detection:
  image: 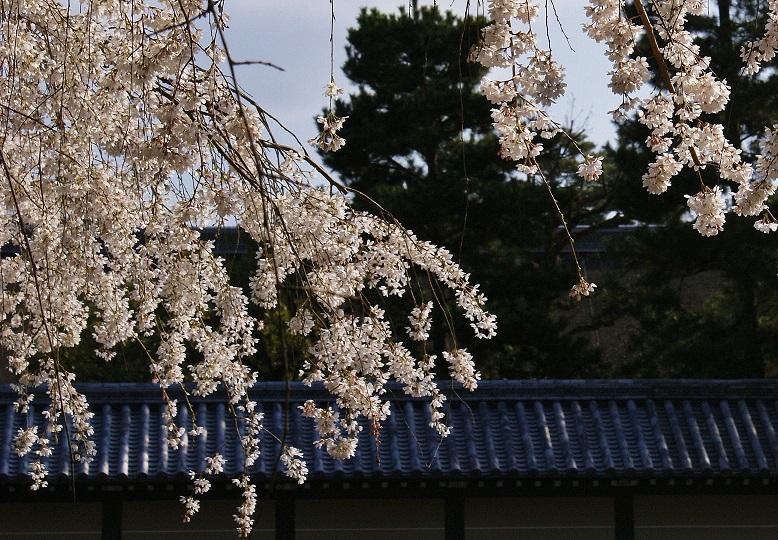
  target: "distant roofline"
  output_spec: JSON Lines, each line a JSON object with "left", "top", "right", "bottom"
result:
{"left": 2, "top": 379, "right": 776, "bottom": 404}
{"left": 1, "top": 226, "right": 255, "bottom": 257}
{"left": 3, "top": 224, "right": 666, "bottom": 259}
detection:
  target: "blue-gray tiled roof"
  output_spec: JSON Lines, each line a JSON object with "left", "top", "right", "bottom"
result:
{"left": 1, "top": 380, "right": 777, "bottom": 486}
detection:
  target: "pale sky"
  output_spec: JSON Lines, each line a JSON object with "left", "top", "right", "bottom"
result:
{"left": 222, "top": 0, "right": 622, "bottom": 154}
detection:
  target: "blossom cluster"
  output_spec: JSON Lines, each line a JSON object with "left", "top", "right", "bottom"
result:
{"left": 583, "top": 0, "right": 648, "bottom": 118}
{"left": 584, "top": 0, "right": 778, "bottom": 235}
{"left": 686, "top": 187, "right": 726, "bottom": 236}
{"left": 473, "top": 3, "right": 567, "bottom": 175}
{"left": 474, "top": 0, "right": 778, "bottom": 239}
{"left": 569, "top": 278, "right": 597, "bottom": 300}
{"left": 309, "top": 111, "right": 349, "bottom": 153}
{"left": 309, "top": 82, "right": 348, "bottom": 153}
{"left": 741, "top": 0, "right": 778, "bottom": 75}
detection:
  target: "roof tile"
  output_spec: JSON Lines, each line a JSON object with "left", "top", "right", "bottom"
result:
{"left": 1, "top": 380, "right": 777, "bottom": 485}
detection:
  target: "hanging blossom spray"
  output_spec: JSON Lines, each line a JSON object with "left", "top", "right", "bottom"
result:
{"left": 471, "top": 0, "right": 778, "bottom": 301}
{"left": 471, "top": 0, "right": 603, "bottom": 298}
{"left": 0, "top": 0, "right": 494, "bottom": 535}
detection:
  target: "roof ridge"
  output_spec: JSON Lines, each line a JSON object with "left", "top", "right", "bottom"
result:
{"left": 1, "top": 379, "right": 776, "bottom": 404}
